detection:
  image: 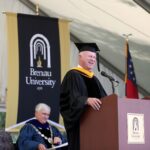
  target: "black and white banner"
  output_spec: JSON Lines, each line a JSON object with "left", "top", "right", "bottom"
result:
{"left": 17, "top": 14, "right": 61, "bottom": 122}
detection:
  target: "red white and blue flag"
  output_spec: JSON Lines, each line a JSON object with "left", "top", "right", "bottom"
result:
{"left": 125, "top": 40, "right": 139, "bottom": 99}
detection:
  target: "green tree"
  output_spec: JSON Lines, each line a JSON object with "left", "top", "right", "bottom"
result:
{"left": 0, "top": 112, "right": 6, "bottom": 129}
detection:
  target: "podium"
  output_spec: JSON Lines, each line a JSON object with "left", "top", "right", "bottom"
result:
{"left": 80, "top": 94, "right": 150, "bottom": 150}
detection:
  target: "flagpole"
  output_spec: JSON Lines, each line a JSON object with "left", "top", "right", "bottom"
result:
{"left": 123, "top": 34, "right": 132, "bottom": 97}
{"left": 36, "top": 4, "right": 39, "bottom": 15}
{"left": 123, "top": 33, "right": 132, "bottom": 82}
{"left": 122, "top": 33, "right": 132, "bottom": 40}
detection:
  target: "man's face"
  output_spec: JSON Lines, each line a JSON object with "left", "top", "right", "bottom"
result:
{"left": 35, "top": 109, "right": 50, "bottom": 124}
{"left": 79, "top": 51, "right": 96, "bottom": 71}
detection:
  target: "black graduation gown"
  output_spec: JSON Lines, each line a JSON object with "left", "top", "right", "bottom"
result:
{"left": 60, "top": 69, "right": 107, "bottom": 150}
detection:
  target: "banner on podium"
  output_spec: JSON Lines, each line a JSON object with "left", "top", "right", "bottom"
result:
{"left": 127, "top": 113, "right": 145, "bottom": 144}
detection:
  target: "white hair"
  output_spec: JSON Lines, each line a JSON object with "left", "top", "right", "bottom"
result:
{"left": 35, "top": 103, "right": 51, "bottom": 112}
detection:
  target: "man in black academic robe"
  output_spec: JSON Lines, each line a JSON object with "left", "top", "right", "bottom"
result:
{"left": 60, "top": 43, "right": 107, "bottom": 150}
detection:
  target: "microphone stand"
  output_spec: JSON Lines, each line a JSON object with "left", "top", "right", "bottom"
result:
{"left": 100, "top": 71, "right": 119, "bottom": 94}
{"left": 109, "top": 79, "right": 115, "bottom": 94}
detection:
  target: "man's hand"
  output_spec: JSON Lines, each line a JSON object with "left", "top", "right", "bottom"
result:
{"left": 87, "top": 98, "right": 102, "bottom": 110}
{"left": 53, "top": 137, "right": 62, "bottom": 145}
{"left": 38, "top": 144, "right": 46, "bottom": 150}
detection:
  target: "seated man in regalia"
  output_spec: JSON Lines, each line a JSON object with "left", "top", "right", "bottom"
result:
{"left": 17, "top": 103, "right": 66, "bottom": 150}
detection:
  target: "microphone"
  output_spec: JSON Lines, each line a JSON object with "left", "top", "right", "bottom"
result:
{"left": 101, "top": 71, "right": 119, "bottom": 83}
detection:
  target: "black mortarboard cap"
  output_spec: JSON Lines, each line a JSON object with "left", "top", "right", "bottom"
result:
{"left": 75, "top": 43, "right": 100, "bottom": 53}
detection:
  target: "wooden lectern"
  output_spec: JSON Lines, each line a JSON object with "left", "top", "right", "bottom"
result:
{"left": 80, "top": 94, "right": 150, "bottom": 150}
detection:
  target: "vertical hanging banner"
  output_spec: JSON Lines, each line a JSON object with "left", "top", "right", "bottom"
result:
{"left": 6, "top": 13, "right": 70, "bottom": 127}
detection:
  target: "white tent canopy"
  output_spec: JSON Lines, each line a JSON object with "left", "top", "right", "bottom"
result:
{"left": 27, "top": 0, "right": 150, "bottom": 95}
